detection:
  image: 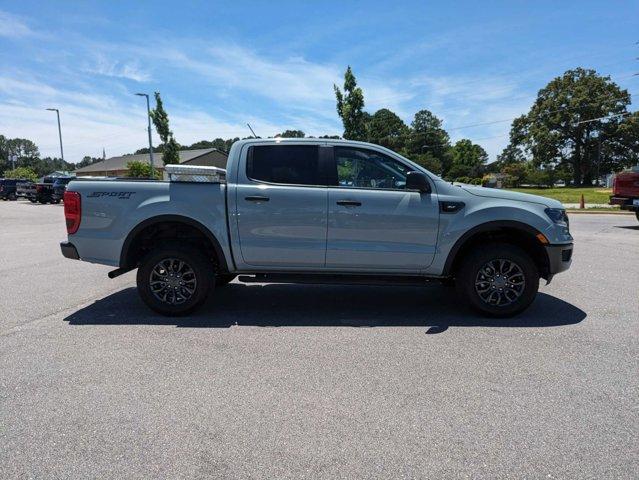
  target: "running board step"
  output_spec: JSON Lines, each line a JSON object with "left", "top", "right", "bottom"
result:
{"left": 237, "top": 273, "right": 436, "bottom": 286}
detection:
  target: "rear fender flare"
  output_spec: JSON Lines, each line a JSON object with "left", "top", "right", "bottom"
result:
{"left": 119, "top": 214, "right": 229, "bottom": 272}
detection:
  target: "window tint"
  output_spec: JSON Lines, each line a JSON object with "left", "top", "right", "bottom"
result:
{"left": 248, "top": 145, "right": 320, "bottom": 185}
{"left": 335, "top": 147, "right": 410, "bottom": 190}
{"left": 54, "top": 177, "right": 74, "bottom": 186}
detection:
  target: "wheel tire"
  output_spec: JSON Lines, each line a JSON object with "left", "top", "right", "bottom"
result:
{"left": 136, "top": 243, "right": 214, "bottom": 316}
{"left": 215, "top": 274, "right": 236, "bottom": 287}
{"left": 455, "top": 243, "right": 539, "bottom": 318}
{"left": 635, "top": 211, "right": 639, "bottom": 223}
{"left": 9, "top": 193, "right": 17, "bottom": 201}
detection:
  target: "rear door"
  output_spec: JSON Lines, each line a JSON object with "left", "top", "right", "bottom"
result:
{"left": 326, "top": 146, "right": 439, "bottom": 272}
{"left": 234, "top": 144, "right": 329, "bottom": 268}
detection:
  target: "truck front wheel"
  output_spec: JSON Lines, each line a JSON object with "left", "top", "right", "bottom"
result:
{"left": 136, "top": 244, "right": 214, "bottom": 316}
{"left": 456, "top": 243, "right": 539, "bottom": 318}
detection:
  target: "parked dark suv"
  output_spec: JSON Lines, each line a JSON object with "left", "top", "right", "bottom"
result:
{"left": 0, "top": 179, "right": 19, "bottom": 200}
{"left": 52, "top": 176, "right": 76, "bottom": 202}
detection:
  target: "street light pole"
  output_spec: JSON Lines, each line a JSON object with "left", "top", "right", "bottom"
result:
{"left": 46, "top": 108, "right": 64, "bottom": 161}
{"left": 135, "top": 93, "right": 155, "bottom": 178}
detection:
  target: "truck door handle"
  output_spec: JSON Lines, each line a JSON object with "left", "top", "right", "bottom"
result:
{"left": 336, "top": 200, "right": 362, "bottom": 207}
{"left": 245, "top": 196, "right": 270, "bottom": 202}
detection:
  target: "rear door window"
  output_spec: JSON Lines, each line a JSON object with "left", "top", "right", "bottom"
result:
{"left": 247, "top": 145, "right": 320, "bottom": 186}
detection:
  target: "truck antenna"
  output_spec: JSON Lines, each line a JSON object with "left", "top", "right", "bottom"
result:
{"left": 247, "top": 123, "right": 258, "bottom": 138}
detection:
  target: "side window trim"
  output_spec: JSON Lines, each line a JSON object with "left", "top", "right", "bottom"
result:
{"left": 245, "top": 145, "right": 326, "bottom": 187}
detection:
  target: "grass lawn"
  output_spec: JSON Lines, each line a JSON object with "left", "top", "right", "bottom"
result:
{"left": 508, "top": 187, "right": 612, "bottom": 204}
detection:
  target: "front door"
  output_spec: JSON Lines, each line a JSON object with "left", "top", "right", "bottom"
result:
{"left": 235, "top": 144, "right": 328, "bottom": 268}
{"left": 326, "top": 146, "right": 439, "bottom": 271}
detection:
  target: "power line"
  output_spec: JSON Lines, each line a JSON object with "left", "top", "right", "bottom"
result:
{"left": 444, "top": 91, "right": 638, "bottom": 132}
{"left": 576, "top": 112, "right": 631, "bottom": 125}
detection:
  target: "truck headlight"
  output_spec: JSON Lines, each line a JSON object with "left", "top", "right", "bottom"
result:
{"left": 545, "top": 208, "right": 569, "bottom": 228}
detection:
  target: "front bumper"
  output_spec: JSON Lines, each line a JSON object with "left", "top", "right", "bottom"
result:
{"left": 545, "top": 243, "right": 573, "bottom": 275}
{"left": 60, "top": 241, "right": 80, "bottom": 260}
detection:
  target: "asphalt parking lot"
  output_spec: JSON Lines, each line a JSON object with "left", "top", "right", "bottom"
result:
{"left": 1, "top": 201, "right": 637, "bottom": 479}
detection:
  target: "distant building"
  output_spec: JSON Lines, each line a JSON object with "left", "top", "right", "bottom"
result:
{"left": 74, "top": 148, "right": 228, "bottom": 177}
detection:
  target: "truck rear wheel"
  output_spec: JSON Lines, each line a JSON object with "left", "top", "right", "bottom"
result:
{"left": 456, "top": 243, "right": 539, "bottom": 318}
{"left": 136, "top": 244, "right": 214, "bottom": 316}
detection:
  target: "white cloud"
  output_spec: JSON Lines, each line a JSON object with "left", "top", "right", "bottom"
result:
{"left": 0, "top": 77, "right": 293, "bottom": 161}
{"left": 85, "top": 55, "right": 151, "bottom": 82}
{"left": 0, "top": 10, "right": 34, "bottom": 38}
{"left": 0, "top": 23, "right": 540, "bottom": 161}
{"left": 151, "top": 44, "right": 341, "bottom": 108}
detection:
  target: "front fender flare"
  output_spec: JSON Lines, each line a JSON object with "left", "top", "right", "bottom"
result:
{"left": 441, "top": 220, "right": 546, "bottom": 276}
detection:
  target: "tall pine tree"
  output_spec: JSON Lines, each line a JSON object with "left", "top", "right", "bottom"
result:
{"left": 150, "top": 92, "right": 180, "bottom": 165}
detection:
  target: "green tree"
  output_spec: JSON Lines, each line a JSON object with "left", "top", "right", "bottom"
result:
{"left": 506, "top": 68, "right": 637, "bottom": 185}
{"left": 408, "top": 110, "right": 449, "bottom": 152}
{"left": 0, "top": 136, "right": 40, "bottom": 173}
{"left": 186, "top": 138, "right": 238, "bottom": 152}
{"left": 334, "top": 66, "right": 366, "bottom": 140}
{"left": 366, "top": 109, "right": 409, "bottom": 149}
{"left": 524, "top": 165, "right": 556, "bottom": 188}
{"left": 2, "top": 166, "right": 38, "bottom": 181}
{"left": 496, "top": 143, "right": 526, "bottom": 166}
{"left": 447, "top": 139, "right": 488, "bottom": 179}
{"left": 76, "top": 156, "right": 102, "bottom": 169}
{"left": 411, "top": 152, "right": 443, "bottom": 175}
{"left": 150, "top": 92, "right": 180, "bottom": 165}
{"left": 126, "top": 160, "right": 159, "bottom": 179}
{"left": 275, "top": 130, "right": 306, "bottom": 138}
{"left": 406, "top": 109, "right": 451, "bottom": 173}
{"left": 500, "top": 162, "right": 528, "bottom": 187}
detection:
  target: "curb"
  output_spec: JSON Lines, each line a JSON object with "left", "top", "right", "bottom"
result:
{"left": 566, "top": 210, "right": 634, "bottom": 215}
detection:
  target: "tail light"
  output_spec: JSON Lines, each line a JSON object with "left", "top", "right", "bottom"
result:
{"left": 63, "top": 191, "right": 81, "bottom": 234}
{"left": 36, "top": 184, "right": 43, "bottom": 192}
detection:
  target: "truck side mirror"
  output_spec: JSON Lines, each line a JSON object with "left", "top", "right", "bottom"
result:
{"left": 406, "top": 171, "right": 431, "bottom": 193}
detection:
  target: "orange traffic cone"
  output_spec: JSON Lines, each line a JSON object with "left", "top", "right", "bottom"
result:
{"left": 579, "top": 194, "right": 585, "bottom": 209}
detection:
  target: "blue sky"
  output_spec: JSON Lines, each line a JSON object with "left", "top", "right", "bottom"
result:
{"left": 0, "top": 0, "right": 637, "bottom": 162}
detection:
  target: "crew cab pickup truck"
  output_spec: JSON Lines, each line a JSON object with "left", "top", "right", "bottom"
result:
{"left": 60, "top": 139, "right": 573, "bottom": 317}
{"left": 35, "top": 177, "right": 59, "bottom": 204}
{"left": 16, "top": 180, "right": 35, "bottom": 200}
{"left": 610, "top": 168, "right": 639, "bottom": 222}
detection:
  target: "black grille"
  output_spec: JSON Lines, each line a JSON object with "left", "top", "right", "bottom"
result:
{"left": 561, "top": 249, "right": 572, "bottom": 262}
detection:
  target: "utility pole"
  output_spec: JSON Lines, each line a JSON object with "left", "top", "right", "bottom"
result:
{"left": 135, "top": 93, "right": 155, "bottom": 178}
{"left": 596, "top": 136, "right": 602, "bottom": 187}
{"left": 46, "top": 108, "right": 64, "bottom": 161}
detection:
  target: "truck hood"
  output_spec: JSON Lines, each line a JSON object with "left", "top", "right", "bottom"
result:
{"left": 459, "top": 185, "right": 563, "bottom": 208}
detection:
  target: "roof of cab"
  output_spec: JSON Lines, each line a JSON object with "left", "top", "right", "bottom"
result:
{"left": 234, "top": 137, "right": 388, "bottom": 149}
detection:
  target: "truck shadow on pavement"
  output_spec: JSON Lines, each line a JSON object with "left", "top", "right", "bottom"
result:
{"left": 64, "top": 283, "right": 586, "bottom": 332}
